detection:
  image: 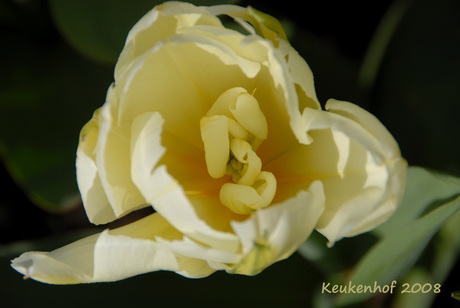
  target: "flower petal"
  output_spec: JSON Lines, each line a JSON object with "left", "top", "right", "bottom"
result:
{"left": 115, "top": 32, "right": 261, "bottom": 152}
{"left": 325, "top": 99, "right": 401, "bottom": 156}
{"left": 157, "top": 236, "right": 241, "bottom": 270}
{"left": 95, "top": 97, "right": 147, "bottom": 218}
{"left": 76, "top": 109, "right": 117, "bottom": 224}
{"left": 228, "top": 180, "right": 325, "bottom": 275}
{"left": 208, "top": 4, "right": 320, "bottom": 144}
{"left": 301, "top": 99, "right": 407, "bottom": 244}
{"left": 278, "top": 39, "right": 320, "bottom": 110}
{"left": 129, "top": 111, "right": 240, "bottom": 254}
{"left": 11, "top": 214, "right": 214, "bottom": 284}
{"left": 115, "top": 1, "right": 222, "bottom": 79}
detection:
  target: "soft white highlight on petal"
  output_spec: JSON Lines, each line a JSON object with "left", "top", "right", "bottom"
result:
{"left": 303, "top": 99, "right": 407, "bottom": 245}
{"left": 130, "top": 112, "right": 166, "bottom": 182}
{"left": 129, "top": 111, "right": 240, "bottom": 254}
{"left": 228, "top": 181, "right": 325, "bottom": 275}
{"left": 11, "top": 214, "right": 215, "bottom": 284}
{"left": 326, "top": 99, "right": 400, "bottom": 155}
{"left": 96, "top": 101, "right": 146, "bottom": 218}
{"left": 76, "top": 152, "right": 116, "bottom": 224}
{"left": 11, "top": 234, "right": 98, "bottom": 284}
{"left": 115, "top": 1, "right": 222, "bottom": 79}
{"left": 302, "top": 106, "right": 386, "bottom": 165}
{"left": 76, "top": 109, "right": 116, "bottom": 224}
{"left": 332, "top": 131, "right": 350, "bottom": 178}
{"left": 157, "top": 236, "right": 241, "bottom": 267}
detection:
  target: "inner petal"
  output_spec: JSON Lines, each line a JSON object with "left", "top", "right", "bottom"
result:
{"left": 116, "top": 36, "right": 258, "bottom": 151}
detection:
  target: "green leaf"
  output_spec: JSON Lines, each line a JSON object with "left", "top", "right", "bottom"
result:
{"left": 361, "top": 0, "right": 460, "bottom": 173}
{"left": 392, "top": 268, "right": 434, "bottom": 308}
{"left": 48, "top": 0, "right": 241, "bottom": 63}
{"left": 357, "top": 0, "right": 412, "bottom": 97}
{"left": 0, "top": 7, "right": 113, "bottom": 212}
{"left": 374, "top": 167, "right": 460, "bottom": 238}
{"left": 391, "top": 208, "right": 460, "bottom": 308}
{"left": 337, "top": 167, "right": 460, "bottom": 306}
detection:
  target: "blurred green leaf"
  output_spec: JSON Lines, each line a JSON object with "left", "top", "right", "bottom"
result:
{"left": 337, "top": 167, "right": 460, "bottom": 306}
{"left": 361, "top": 0, "right": 460, "bottom": 174}
{"left": 374, "top": 167, "right": 460, "bottom": 238}
{"left": 431, "top": 203, "right": 460, "bottom": 282}
{"left": 391, "top": 208, "right": 460, "bottom": 308}
{"left": 0, "top": 6, "right": 113, "bottom": 212}
{"left": 357, "top": 0, "right": 412, "bottom": 97}
{"left": 392, "top": 268, "right": 434, "bottom": 308}
{"left": 48, "top": 0, "right": 241, "bottom": 64}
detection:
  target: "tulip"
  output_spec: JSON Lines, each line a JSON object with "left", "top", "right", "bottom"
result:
{"left": 11, "top": 2, "right": 406, "bottom": 284}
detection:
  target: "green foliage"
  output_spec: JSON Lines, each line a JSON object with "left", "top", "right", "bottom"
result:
{"left": 361, "top": 0, "right": 460, "bottom": 174}
{"left": 0, "top": 12, "right": 113, "bottom": 212}
{"left": 337, "top": 167, "right": 460, "bottom": 306}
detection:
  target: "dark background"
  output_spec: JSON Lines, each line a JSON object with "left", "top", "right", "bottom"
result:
{"left": 1, "top": 0, "right": 459, "bottom": 307}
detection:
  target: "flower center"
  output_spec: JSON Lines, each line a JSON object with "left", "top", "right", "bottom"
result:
{"left": 200, "top": 87, "right": 277, "bottom": 214}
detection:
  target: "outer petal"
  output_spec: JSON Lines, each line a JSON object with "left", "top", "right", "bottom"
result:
{"left": 156, "top": 236, "right": 241, "bottom": 271}
{"left": 115, "top": 1, "right": 223, "bottom": 79}
{"left": 11, "top": 214, "right": 214, "bottom": 284}
{"left": 228, "top": 181, "right": 325, "bottom": 275}
{"left": 76, "top": 108, "right": 117, "bottom": 224}
{"left": 277, "top": 38, "right": 320, "bottom": 110}
{"left": 323, "top": 100, "right": 407, "bottom": 237}
{"left": 95, "top": 95, "right": 147, "bottom": 218}
{"left": 325, "top": 99, "right": 401, "bottom": 156}
{"left": 302, "top": 99, "right": 407, "bottom": 244}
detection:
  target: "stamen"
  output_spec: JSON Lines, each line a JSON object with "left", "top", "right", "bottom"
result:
{"left": 200, "top": 87, "right": 277, "bottom": 214}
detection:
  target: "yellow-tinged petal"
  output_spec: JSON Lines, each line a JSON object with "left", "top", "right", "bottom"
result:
{"left": 229, "top": 181, "right": 325, "bottom": 275}
{"left": 96, "top": 101, "right": 146, "bottom": 218}
{"left": 114, "top": 32, "right": 260, "bottom": 149}
{"left": 129, "top": 110, "right": 240, "bottom": 253}
{"left": 76, "top": 108, "right": 117, "bottom": 224}
{"left": 278, "top": 38, "right": 320, "bottom": 110}
{"left": 325, "top": 99, "right": 401, "bottom": 155}
{"left": 115, "top": 1, "right": 222, "bottom": 79}
{"left": 157, "top": 236, "right": 241, "bottom": 268}
{"left": 11, "top": 214, "right": 214, "bottom": 284}
{"left": 11, "top": 234, "right": 98, "bottom": 284}
{"left": 301, "top": 99, "right": 406, "bottom": 244}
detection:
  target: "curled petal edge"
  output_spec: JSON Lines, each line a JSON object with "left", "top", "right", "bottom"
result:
{"left": 10, "top": 214, "right": 215, "bottom": 284}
